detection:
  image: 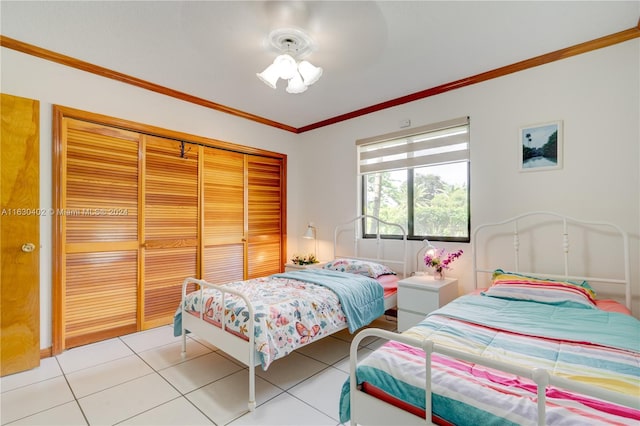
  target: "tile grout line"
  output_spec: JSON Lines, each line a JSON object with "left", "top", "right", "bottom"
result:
{"left": 52, "top": 355, "right": 92, "bottom": 425}
{"left": 117, "top": 335, "right": 222, "bottom": 425}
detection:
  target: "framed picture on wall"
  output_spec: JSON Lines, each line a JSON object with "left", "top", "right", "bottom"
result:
{"left": 519, "top": 121, "right": 563, "bottom": 172}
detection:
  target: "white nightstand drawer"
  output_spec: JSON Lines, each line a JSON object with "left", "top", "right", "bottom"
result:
{"left": 398, "top": 310, "right": 427, "bottom": 332}
{"left": 398, "top": 286, "right": 440, "bottom": 314}
{"left": 396, "top": 276, "right": 458, "bottom": 332}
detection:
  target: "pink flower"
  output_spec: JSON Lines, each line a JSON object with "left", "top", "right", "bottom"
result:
{"left": 424, "top": 248, "right": 463, "bottom": 272}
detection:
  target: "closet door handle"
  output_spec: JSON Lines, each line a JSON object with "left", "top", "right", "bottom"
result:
{"left": 21, "top": 243, "right": 36, "bottom": 253}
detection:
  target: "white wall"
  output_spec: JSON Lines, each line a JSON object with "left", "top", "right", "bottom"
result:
{"left": 296, "top": 40, "right": 640, "bottom": 315}
{"left": 1, "top": 48, "right": 302, "bottom": 349}
{"left": 2, "top": 37, "right": 639, "bottom": 351}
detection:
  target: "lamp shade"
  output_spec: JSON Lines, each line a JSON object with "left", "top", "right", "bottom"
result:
{"left": 416, "top": 239, "right": 437, "bottom": 275}
{"left": 303, "top": 224, "right": 316, "bottom": 239}
{"left": 425, "top": 240, "right": 437, "bottom": 257}
{"left": 298, "top": 60, "right": 323, "bottom": 86}
{"left": 286, "top": 72, "right": 307, "bottom": 94}
{"left": 273, "top": 54, "right": 298, "bottom": 80}
{"left": 256, "top": 63, "right": 280, "bottom": 89}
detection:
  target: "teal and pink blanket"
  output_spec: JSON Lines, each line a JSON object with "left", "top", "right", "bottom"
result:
{"left": 340, "top": 294, "right": 640, "bottom": 425}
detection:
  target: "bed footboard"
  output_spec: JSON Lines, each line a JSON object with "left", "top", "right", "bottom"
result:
{"left": 348, "top": 328, "right": 639, "bottom": 426}
{"left": 349, "top": 329, "right": 431, "bottom": 426}
{"left": 180, "top": 277, "right": 258, "bottom": 412}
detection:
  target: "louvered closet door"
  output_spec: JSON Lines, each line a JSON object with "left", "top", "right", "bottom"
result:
{"left": 201, "top": 148, "right": 246, "bottom": 283}
{"left": 247, "top": 156, "right": 283, "bottom": 278}
{"left": 62, "top": 118, "right": 140, "bottom": 349}
{"left": 142, "top": 136, "right": 199, "bottom": 328}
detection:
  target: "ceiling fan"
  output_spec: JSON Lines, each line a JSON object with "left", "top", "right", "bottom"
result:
{"left": 179, "top": 1, "right": 388, "bottom": 92}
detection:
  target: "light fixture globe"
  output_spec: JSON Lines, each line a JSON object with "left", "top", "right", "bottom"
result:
{"left": 286, "top": 72, "right": 307, "bottom": 94}
{"left": 256, "top": 63, "right": 280, "bottom": 89}
{"left": 298, "top": 60, "right": 323, "bottom": 86}
{"left": 273, "top": 54, "right": 298, "bottom": 80}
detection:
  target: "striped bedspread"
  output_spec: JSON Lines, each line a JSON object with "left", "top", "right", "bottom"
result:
{"left": 339, "top": 295, "right": 640, "bottom": 425}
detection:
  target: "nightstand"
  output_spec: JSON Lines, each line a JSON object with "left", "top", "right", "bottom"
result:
{"left": 397, "top": 275, "right": 458, "bottom": 332}
{"left": 284, "top": 262, "right": 326, "bottom": 272}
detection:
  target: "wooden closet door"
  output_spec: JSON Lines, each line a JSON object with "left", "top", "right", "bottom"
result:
{"left": 60, "top": 118, "right": 140, "bottom": 350}
{"left": 247, "top": 156, "right": 284, "bottom": 278}
{"left": 1, "top": 93, "right": 40, "bottom": 376}
{"left": 142, "top": 136, "right": 198, "bottom": 328}
{"left": 201, "top": 147, "right": 246, "bottom": 283}
{"left": 54, "top": 107, "right": 287, "bottom": 351}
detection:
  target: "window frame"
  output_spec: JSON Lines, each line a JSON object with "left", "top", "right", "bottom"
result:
{"left": 358, "top": 118, "right": 471, "bottom": 243}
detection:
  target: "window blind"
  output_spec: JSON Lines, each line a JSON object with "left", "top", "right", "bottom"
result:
{"left": 357, "top": 116, "right": 469, "bottom": 175}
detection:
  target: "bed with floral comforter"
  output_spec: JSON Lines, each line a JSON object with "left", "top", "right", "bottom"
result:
{"left": 174, "top": 269, "right": 384, "bottom": 369}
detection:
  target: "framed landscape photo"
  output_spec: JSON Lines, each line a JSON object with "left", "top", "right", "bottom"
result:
{"left": 519, "top": 121, "right": 563, "bottom": 172}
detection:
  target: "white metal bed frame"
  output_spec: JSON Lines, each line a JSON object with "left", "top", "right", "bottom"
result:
{"left": 348, "top": 211, "right": 634, "bottom": 426}
{"left": 334, "top": 214, "right": 408, "bottom": 278}
{"left": 334, "top": 214, "right": 408, "bottom": 310}
{"left": 180, "top": 215, "right": 407, "bottom": 413}
{"left": 472, "top": 210, "right": 631, "bottom": 308}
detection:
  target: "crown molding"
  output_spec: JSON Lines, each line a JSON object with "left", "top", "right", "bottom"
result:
{"left": 2, "top": 23, "right": 638, "bottom": 134}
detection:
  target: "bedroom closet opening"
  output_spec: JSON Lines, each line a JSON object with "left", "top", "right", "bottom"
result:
{"left": 52, "top": 106, "right": 286, "bottom": 354}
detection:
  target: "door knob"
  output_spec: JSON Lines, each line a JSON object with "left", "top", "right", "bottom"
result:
{"left": 21, "top": 243, "right": 36, "bottom": 253}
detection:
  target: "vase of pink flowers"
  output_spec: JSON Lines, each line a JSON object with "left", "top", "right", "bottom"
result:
{"left": 424, "top": 248, "right": 463, "bottom": 280}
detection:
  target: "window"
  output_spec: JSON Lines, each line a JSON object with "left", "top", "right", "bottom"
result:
{"left": 357, "top": 117, "right": 470, "bottom": 242}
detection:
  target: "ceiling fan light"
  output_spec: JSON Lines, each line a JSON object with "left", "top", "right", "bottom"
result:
{"left": 273, "top": 54, "right": 298, "bottom": 80}
{"left": 286, "top": 72, "right": 308, "bottom": 94}
{"left": 298, "top": 60, "right": 323, "bottom": 86}
{"left": 256, "top": 63, "right": 280, "bottom": 89}
{"left": 257, "top": 29, "right": 322, "bottom": 94}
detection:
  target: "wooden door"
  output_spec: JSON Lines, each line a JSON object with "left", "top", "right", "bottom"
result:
{"left": 201, "top": 148, "right": 246, "bottom": 283}
{"left": 247, "top": 156, "right": 284, "bottom": 278}
{"left": 1, "top": 93, "right": 40, "bottom": 376}
{"left": 53, "top": 107, "right": 287, "bottom": 350}
{"left": 57, "top": 118, "right": 140, "bottom": 351}
{"left": 142, "top": 136, "right": 198, "bottom": 328}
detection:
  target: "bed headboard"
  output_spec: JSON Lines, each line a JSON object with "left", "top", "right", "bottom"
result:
{"left": 333, "top": 215, "right": 408, "bottom": 277}
{"left": 472, "top": 211, "right": 631, "bottom": 310}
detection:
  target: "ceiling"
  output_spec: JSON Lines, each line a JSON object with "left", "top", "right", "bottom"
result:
{"left": 1, "top": 1, "right": 638, "bottom": 130}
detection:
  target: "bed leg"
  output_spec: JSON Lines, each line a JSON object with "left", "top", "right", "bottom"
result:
{"left": 248, "top": 363, "right": 256, "bottom": 411}
{"left": 181, "top": 330, "right": 187, "bottom": 355}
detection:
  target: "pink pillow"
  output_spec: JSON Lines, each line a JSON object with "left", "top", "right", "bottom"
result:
{"left": 595, "top": 299, "right": 632, "bottom": 315}
{"left": 483, "top": 270, "right": 597, "bottom": 309}
{"left": 376, "top": 274, "right": 399, "bottom": 290}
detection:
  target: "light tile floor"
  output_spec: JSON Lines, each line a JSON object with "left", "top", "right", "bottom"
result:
{"left": 1, "top": 317, "right": 397, "bottom": 426}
